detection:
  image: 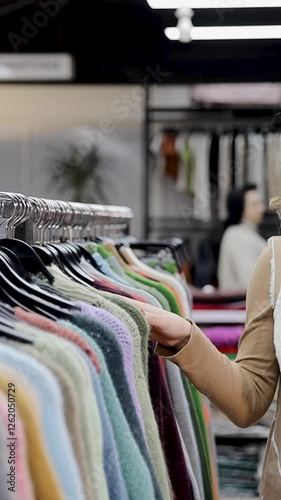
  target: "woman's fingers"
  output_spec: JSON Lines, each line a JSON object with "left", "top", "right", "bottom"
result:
{"left": 144, "top": 310, "right": 192, "bottom": 347}
{"left": 122, "top": 297, "right": 167, "bottom": 315}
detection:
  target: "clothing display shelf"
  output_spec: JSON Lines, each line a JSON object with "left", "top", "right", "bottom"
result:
{"left": 143, "top": 86, "right": 281, "bottom": 238}
{"left": 0, "top": 192, "right": 134, "bottom": 244}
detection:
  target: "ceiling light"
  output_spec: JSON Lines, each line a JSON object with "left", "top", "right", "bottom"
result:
{"left": 148, "top": 0, "right": 281, "bottom": 9}
{"left": 165, "top": 24, "right": 281, "bottom": 41}
{"left": 175, "top": 7, "right": 194, "bottom": 42}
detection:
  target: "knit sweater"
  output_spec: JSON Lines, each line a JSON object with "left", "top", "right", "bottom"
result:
{"left": 106, "top": 296, "right": 149, "bottom": 379}
{"left": 105, "top": 255, "right": 171, "bottom": 310}
{"left": 71, "top": 308, "right": 163, "bottom": 500}
{"left": 60, "top": 320, "right": 156, "bottom": 500}
{"left": 76, "top": 301, "right": 144, "bottom": 431}
{"left": 69, "top": 343, "right": 128, "bottom": 500}
{"left": 0, "top": 366, "right": 65, "bottom": 500}
{"left": 13, "top": 323, "right": 108, "bottom": 500}
{"left": 0, "top": 343, "right": 85, "bottom": 500}
{"left": 81, "top": 255, "right": 163, "bottom": 308}
{"left": 48, "top": 264, "right": 172, "bottom": 500}
{"left": 148, "top": 343, "right": 194, "bottom": 500}
{"left": 165, "top": 361, "right": 204, "bottom": 500}
{"left": 16, "top": 342, "right": 91, "bottom": 500}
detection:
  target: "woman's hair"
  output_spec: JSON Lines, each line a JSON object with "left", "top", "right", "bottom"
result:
{"left": 225, "top": 183, "right": 257, "bottom": 228}
{"left": 270, "top": 196, "right": 281, "bottom": 212}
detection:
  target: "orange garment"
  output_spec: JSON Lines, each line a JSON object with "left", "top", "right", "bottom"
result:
{"left": 161, "top": 133, "right": 179, "bottom": 182}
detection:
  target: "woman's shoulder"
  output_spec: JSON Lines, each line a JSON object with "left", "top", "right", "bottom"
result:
{"left": 221, "top": 224, "right": 248, "bottom": 245}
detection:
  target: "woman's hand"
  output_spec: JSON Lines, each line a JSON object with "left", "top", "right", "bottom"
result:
{"left": 124, "top": 298, "right": 192, "bottom": 347}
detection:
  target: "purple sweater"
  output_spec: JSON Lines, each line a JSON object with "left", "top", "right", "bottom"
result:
{"left": 75, "top": 301, "right": 145, "bottom": 432}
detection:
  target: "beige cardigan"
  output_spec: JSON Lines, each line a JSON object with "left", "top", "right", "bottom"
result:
{"left": 157, "top": 237, "right": 281, "bottom": 499}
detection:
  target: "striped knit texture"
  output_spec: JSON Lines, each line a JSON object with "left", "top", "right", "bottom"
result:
{"left": 75, "top": 301, "right": 145, "bottom": 432}
{"left": 72, "top": 307, "right": 164, "bottom": 500}
{"left": 49, "top": 265, "right": 172, "bottom": 500}
{"left": 60, "top": 320, "right": 156, "bottom": 500}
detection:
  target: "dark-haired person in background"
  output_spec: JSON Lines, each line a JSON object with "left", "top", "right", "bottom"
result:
{"left": 218, "top": 184, "right": 266, "bottom": 290}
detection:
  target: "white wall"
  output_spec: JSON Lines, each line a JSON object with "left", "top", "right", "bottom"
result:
{"left": 0, "top": 84, "right": 193, "bottom": 236}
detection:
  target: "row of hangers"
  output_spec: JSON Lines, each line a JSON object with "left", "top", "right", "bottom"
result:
{"left": 0, "top": 192, "right": 188, "bottom": 346}
{"left": 0, "top": 193, "right": 134, "bottom": 344}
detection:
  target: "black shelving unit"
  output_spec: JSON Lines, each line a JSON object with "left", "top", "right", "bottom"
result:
{"left": 143, "top": 86, "right": 281, "bottom": 238}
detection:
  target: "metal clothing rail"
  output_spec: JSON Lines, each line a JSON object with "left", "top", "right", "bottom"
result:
{"left": 0, "top": 192, "right": 134, "bottom": 244}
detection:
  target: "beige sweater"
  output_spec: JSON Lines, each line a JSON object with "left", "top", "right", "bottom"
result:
{"left": 218, "top": 222, "right": 266, "bottom": 290}
{"left": 157, "top": 239, "right": 281, "bottom": 499}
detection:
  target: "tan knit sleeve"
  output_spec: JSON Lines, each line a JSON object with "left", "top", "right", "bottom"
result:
{"left": 156, "top": 244, "right": 279, "bottom": 428}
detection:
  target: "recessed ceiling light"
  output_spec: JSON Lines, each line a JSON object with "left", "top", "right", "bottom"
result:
{"left": 148, "top": 0, "right": 281, "bottom": 9}
{"left": 165, "top": 24, "right": 281, "bottom": 40}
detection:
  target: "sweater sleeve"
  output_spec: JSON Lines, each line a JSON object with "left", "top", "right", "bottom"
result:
{"left": 156, "top": 245, "right": 279, "bottom": 428}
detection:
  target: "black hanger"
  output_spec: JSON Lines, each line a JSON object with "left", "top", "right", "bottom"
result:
{"left": 0, "top": 252, "right": 73, "bottom": 321}
{"left": 123, "top": 239, "right": 190, "bottom": 271}
{"left": 46, "top": 242, "right": 96, "bottom": 287}
{"left": 0, "top": 238, "right": 54, "bottom": 283}
{"left": 70, "top": 242, "right": 99, "bottom": 268}
{"left": 0, "top": 303, "right": 36, "bottom": 345}
{"left": 0, "top": 321, "right": 34, "bottom": 344}
{"left": 0, "top": 247, "right": 30, "bottom": 281}
{"left": 32, "top": 244, "right": 55, "bottom": 267}
{"left": 0, "top": 245, "right": 76, "bottom": 311}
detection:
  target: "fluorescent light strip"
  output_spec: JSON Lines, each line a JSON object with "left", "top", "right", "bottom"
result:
{"left": 165, "top": 25, "right": 281, "bottom": 40}
{"left": 148, "top": 0, "right": 281, "bottom": 9}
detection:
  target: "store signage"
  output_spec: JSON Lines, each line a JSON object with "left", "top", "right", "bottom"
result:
{"left": 0, "top": 53, "right": 74, "bottom": 81}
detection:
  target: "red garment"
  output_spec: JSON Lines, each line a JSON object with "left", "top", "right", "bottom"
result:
{"left": 149, "top": 341, "right": 194, "bottom": 500}
{"left": 193, "top": 303, "right": 246, "bottom": 310}
{"left": 90, "top": 276, "right": 147, "bottom": 302}
{"left": 217, "top": 346, "right": 238, "bottom": 355}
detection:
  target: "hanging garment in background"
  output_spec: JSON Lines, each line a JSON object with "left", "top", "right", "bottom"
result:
{"left": 150, "top": 131, "right": 165, "bottom": 174}
{"left": 175, "top": 134, "right": 195, "bottom": 195}
{"left": 247, "top": 133, "right": 266, "bottom": 202}
{"left": 218, "top": 134, "right": 232, "bottom": 220}
{"left": 209, "top": 133, "right": 220, "bottom": 219}
{"left": 189, "top": 133, "right": 212, "bottom": 222}
{"left": 234, "top": 134, "right": 247, "bottom": 188}
{"left": 161, "top": 132, "right": 179, "bottom": 182}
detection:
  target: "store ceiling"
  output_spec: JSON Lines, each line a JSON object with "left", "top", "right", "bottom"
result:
{"left": 1, "top": 0, "right": 281, "bottom": 83}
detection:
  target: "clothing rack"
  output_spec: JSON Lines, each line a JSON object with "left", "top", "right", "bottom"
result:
{"left": 143, "top": 86, "right": 281, "bottom": 238}
{"left": 0, "top": 192, "right": 134, "bottom": 244}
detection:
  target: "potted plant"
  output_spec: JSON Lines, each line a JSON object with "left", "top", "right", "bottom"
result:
{"left": 50, "top": 143, "right": 107, "bottom": 203}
